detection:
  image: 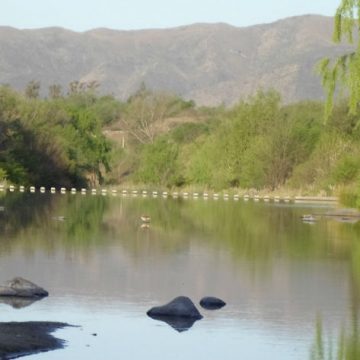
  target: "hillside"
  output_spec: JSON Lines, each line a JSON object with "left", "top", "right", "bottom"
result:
{"left": 0, "top": 15, "right": 353, "bottom": 105}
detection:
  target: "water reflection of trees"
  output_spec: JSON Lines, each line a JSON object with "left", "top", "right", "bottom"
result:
{"left": 177, "top": 201, "right": 353, "bottom": 262}
{"left": 0, "top": 193, "right": 54, "bottom": 238}
{"left": 3, "top": 195, "right": 360, "bottom": 266}
{"left": 324, "top": 219, "right": 360, "bottom": 359}
{"left": 310, "top": 315, "right": 360, "bottom": 360}
{"left": 0, "top": 193, "right": 109, "bottom": 257}
{"left": 310, "top": 268, "right": 360, "bottom": 360}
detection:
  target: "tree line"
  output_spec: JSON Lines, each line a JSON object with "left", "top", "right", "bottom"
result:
{"left": 131, "top": 90, "right": 360, "bottom": 200}
{"left": 0, "top": 80, "right": 360, "bottom": 206}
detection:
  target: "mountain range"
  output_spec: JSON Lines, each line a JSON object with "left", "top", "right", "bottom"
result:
{"left": 0, "top": 15, "right": 353, "bottom": 105}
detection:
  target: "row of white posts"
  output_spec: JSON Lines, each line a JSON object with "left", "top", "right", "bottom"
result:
{"left": 0, "top": 184, "right": 296, "bottom": 203}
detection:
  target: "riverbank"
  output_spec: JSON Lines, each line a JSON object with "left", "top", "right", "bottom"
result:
{"left": 0, "top": 183, "right": 340, "bottom": 204}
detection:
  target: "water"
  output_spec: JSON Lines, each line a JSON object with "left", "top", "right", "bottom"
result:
{"left": 0, "top": 193, "right": 359, "bottom": 359}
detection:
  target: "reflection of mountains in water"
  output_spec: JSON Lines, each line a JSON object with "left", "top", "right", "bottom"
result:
{"left": 147, "top": 313, "right": 200, "bottom": 332}
{"left": 0, "top": 296, "right": 43, "bottom": 309}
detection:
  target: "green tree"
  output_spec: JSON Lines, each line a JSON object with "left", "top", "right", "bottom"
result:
{"left": 0, "top": 84, "right": 113, "bottom": 187}
{"left": 61, "top": 105, "right": 111, "bottom": 187}
{"left": 319, "top": 0, "right": 360, "bottom": 118}
{"left": 136, "top": 137, "right": 180, "bottom": 186}
{"left": 24, "top": 80, "right": 40, "bottom": 99}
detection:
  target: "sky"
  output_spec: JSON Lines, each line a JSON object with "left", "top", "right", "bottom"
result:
{"left": 1, "top": 0, "right": 341, "bottom": 31}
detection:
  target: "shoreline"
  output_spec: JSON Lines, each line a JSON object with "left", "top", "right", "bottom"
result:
{"left": 0, "top": 183, "right": 339, "bottom": 204}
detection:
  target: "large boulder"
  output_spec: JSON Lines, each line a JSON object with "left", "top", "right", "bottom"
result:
{"left": 0, "top": 277, "right": 48, "bottom": 298}
{"left": 147, "top": 296, "right": 203, "bottom": 319}
{"left": 199, "top": 296, "right": 226, "bottom": 310}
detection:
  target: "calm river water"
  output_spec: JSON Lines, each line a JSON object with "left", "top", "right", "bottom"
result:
{"left": 0, "top": 193, "right": 359, "bottom": 359}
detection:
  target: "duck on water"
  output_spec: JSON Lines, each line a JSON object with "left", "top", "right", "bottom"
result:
{"left": 301, "top": 214, "right": 316, "bottom": 222}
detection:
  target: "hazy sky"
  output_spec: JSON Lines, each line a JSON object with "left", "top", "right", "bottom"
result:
{"left": 1, "top": 0, "right": 341, "bottom": 31}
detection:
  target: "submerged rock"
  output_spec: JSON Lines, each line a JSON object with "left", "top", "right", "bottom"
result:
{"left": 0, "top": 277, "right": 48, "bottom": 298}
{"left": 199, "top": 296, "right": 226, "bottom": 310}
{"left": 147, "top": 296, "right": 203, "bottom": 319}
{"left": 0, "top": 321, "right": 69, "bottom": 359}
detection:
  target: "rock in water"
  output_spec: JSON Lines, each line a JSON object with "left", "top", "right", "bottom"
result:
{"left": 147, "top": 296, "right": 203, "bottom": 319}
{"left": 0, "top": 321, "right": 69, "bottom": 358}
{"left": 199, "top": 296, "right": 226, "bottom": 310}
{"left": 0, "top": 277, "right": 48, "bottom": 298}
{"left": 147, "top": 296, "right": 203, "bottom": 332}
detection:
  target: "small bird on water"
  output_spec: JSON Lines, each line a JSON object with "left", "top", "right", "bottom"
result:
{"left": 301, "top": 214, "right": 316, "bottom": 222}
{"left": 140, "top": 215, "right": 151, "bottom": 223}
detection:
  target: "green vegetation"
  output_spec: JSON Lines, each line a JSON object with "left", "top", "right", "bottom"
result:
{"left": 319, "top": 0, "right": 360, "bottom": 118}
{"left": 1, "top": 81, "right": 360, "bottom": 201}
{"left": 126, "top": 90, "right": 360, "bottom": 196}
{"left": 317, "top": 0, "right": 360, "bottom": 205}
{"left": 0, "top": 83, "right": 117, "bottom": 187}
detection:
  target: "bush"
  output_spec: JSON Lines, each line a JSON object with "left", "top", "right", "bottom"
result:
{"left": 331, "top": 155, "right": 360, "bottom": 184}
{"left": 337, "top": 182, "right": 360, "bottom": 208}
{"left": 135, "top": 137, "right": 181, "bottom": 187}
{"left": 0, "top": 168, "right": 6, "bottom": 181}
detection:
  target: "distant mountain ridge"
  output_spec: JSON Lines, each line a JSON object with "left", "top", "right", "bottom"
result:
{"left": 0, "top": 15, "right": 353, "bottom": 105}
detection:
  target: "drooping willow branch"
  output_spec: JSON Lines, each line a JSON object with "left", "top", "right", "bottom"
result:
{"left": 319, "top": 0, "right": 360, "bottom": 119}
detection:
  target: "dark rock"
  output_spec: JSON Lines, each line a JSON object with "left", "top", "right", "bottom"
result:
{"left": 199, "top": 296, "right": 226, "bottom": 310}
{"left": 0, "top": 321, "right": 70, "bottom": 359}
{"left": 147, "top": 296, "right": 203, "bottom": 319}
{"left": 0, "top": 277, "right": 48, "bottom": 298}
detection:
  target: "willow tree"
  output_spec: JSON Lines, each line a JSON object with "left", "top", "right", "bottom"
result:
{"left": 320, "top": 0, "right": 360, "bottom": 118}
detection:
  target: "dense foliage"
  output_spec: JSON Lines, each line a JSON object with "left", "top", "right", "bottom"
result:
{"left": 317, "top": 0, "right": 360, "bottom": 205}
{"left": 319, "top": 0, "right": 360, "bottom": 118}
{"left": 1, "top": 81, "right": 360, "bottom": 200}
{"left": 0, "top": 84, "right": 117, "bottom": 187}
{"left": 131, "top": 90, "right": 360, "bottom": 196}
